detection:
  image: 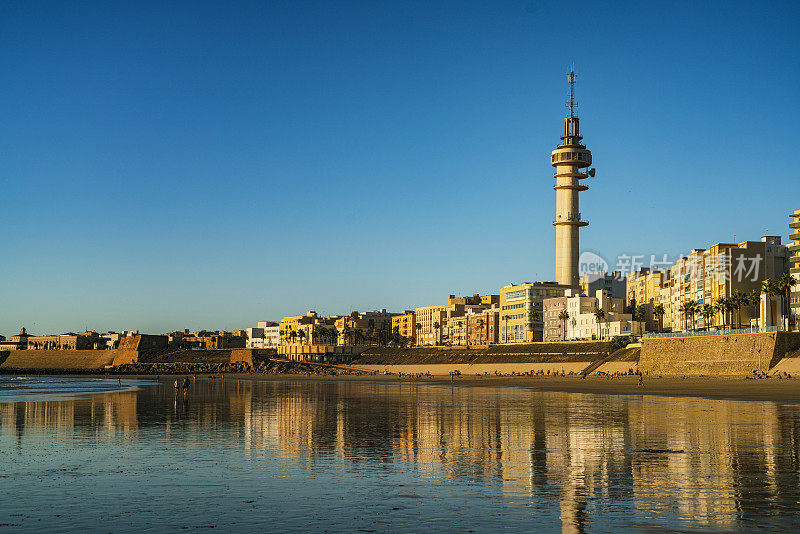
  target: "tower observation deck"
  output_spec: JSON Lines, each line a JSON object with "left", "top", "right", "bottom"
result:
{"left": 550, "top": 69, "right": 593, "bottom": 287}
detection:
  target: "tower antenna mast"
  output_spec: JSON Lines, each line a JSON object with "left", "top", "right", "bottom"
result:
{"left": 567, "top": 65, "right": 577, "bottom": 118}
{"left": 552, "top": 66, "right": 591, "bottom": 288}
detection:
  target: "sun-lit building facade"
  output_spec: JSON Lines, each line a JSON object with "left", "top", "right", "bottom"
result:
{"left": 499, "top": 282, "right": 572, "bottom": 342}
{"left": 790, "top": 210, "right": 800, "bottom": 330}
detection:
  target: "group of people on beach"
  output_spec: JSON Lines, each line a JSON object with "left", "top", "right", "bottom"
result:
{"left": 519, "top": 369, "right": 569, "bottom": 377}
{"left": 748, "top": 370, "right": 793, "bottom": 379}
{"left": 583, "top": 370, "right": 644, "bottom": 386}
{"left": 396, "top": 372, "right": 433, "bottom": 380}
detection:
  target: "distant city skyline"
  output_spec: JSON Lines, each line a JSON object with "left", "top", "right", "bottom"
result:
{"left": 2, "top": 0, "right": 799, "bottom": 335}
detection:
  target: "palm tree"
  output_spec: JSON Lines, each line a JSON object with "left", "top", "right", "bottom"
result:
{"left": 477, "top": 318, "right": 486, "bottom": 345}
{"left": 688, "top": 300, "right": 699, "bottom": 331}
{"left": 731, "top": 290, "right": 748, "bottom": 328}
{"left": 635, "top": 304, "right": 648, "bottom": 331}
{"left": 701, "top": 303, "right": 715, "bottom": 331}
{"left": 432, "top": 321, "right": 441, "bottom": 346}
{"left": 503, "top": 315, "right": 510, "bottom": 343}
{"left": 593, "top": 308, "right": 605, "bottom": 340}
{"left": 777, "top": 272, "right": 796, "bottom": 331}
{"left": 367, "top": 327, "right": 376, "bottom": 346}
{"left": 762, "top": 278, "right": 781, "bottom": 328}
{"left": 414, "top": 322, "right": 422, "bottom": 345}
{"left": 558, "top": 310, "right": 570, "bottom": 341}
{"left": 715, "top": 296, "right": 729, "bottom": 330}
{"left": 456, "top": 320, "right": 464, "bottom": 346}
{"left": 316, "top": 327, "right": 324, "bottom": 345}
{"left": 527, "top": 309, "right": 540, "bottom": 342}
{"left": 745, "top": 289, "right": 760, "bottom": 326}
{"left": 330, "top": 327, "right": 339, "bottom": 346}
{"left": 653, "top": 304, "right": 665, "bottom": 333}
{"left": 678, "top": 301, "right": 693, "bottom": 332}
{"left": 377, "top": 328, "right": 387, "bottom": 346}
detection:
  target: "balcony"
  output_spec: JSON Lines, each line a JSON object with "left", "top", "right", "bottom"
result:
{"left": 552, "top": 213, "right": 589, "bottom": 227}
{"left": 790, "top": 220, "right": 800, "bottom": 229}
{"left": 791, "top": 232, "right": 800, "bottom": 241}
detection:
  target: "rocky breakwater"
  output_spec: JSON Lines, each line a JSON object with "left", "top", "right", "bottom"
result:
{"left": 111, "top": 361, "right": 255, "bottom": 375}
{"left": 110, "top": 358, "right": 373, "bottom": 376}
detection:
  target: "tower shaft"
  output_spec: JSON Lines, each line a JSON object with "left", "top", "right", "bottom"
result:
{"left": 551, "top": 70, "right": 591, "bottom": 287}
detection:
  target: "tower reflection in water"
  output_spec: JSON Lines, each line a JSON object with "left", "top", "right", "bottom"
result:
{"left": 2, "top": 380, "right": 800, "bottom": 532}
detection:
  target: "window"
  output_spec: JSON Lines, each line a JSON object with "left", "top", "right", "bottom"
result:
{"left": 506, "top": 290, "right": 526, "bottom": 301}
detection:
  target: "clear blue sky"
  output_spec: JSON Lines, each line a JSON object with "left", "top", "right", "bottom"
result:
{"left": 2, "top": 0, "right": 798, "bottom": 336}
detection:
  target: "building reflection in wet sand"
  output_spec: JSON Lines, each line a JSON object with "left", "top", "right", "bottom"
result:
{"left": 2, "top": 379, "right": 800, "bottom": 531}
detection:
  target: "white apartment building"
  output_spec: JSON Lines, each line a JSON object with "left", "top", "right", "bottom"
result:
{"left": 247, "top": 321, "right": 280, "bottom": 348}
{"left": 544, "top": 290, "right": 638, "bottom": 341}
{"left": 415, "top": 303, "right": 464, "bottom": 346}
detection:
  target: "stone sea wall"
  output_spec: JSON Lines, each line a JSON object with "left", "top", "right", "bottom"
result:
{"left": 354, "top": 341, "right": 612, "bottom": 365}
{"left": 0, "top": 349, "right": 118, "bottom": 370}
{"left": 639, "top": 332, "right": 800, "bottom": 375}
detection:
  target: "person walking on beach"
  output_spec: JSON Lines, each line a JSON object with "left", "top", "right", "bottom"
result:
{"left": 181, "top": 376, "right": 190, "bottom": 399}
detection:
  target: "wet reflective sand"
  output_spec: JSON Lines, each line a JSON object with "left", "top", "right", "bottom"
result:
{"left": 2, "top": 378, "right": 800, "bottom": 532}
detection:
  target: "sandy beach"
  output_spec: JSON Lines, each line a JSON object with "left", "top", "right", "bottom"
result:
{"left": 172, "top": 372, "right": 800, "bottom": 403}
{"left": 5, "top": 370, "right": 800, "bottom": 403}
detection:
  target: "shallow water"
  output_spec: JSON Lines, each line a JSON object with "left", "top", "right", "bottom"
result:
{"left": 0, "top": 376, "right": 144, "bottom": 402}
{"left": 1, "top": 377, "right": 800, "bottom": 532}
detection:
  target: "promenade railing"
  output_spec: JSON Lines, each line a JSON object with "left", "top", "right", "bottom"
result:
{"left": 642, "top": 326, "right": 781, "bottom": 339}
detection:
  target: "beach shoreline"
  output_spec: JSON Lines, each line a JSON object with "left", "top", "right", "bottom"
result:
{"left": 3, "top": 371, "right": 800, "bottom": 403}
{"left": 227, "top": 373, "right": 800, "bottom": 402}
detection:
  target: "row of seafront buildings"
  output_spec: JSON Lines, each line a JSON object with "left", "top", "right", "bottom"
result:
{"left": 0, "top": 329, "right": 124, "bottom": 351}
{"left": 5, "top": 214, "right": 797, "bottom": 355}
{"left": 0, "top": 328, "right": 251, "bottom": 352}
{"left": 245, "top": 280, "right": 638, "bottom": 352}
{"left": 625, "top": 217, "right": 800, "bottom": 334}
{"left": 247, "top": 210, "right": 800, "bottom": 351}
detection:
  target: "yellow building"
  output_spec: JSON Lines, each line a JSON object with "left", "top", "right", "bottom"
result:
{"left": 415, "top": 294, "right": 497, "bottom": 346}
{"left": 446, "top": 294, "right": 499, "bottom": 306}
{"left": 659, "top": 237, "right": 789, "bottom": 332}
{"left": 499, "top": 282, "right": 572, "bottom": 342}
{"left": 279, "top": 312, "right": 327, "bottom": 345}
{"left": 334, "top": 310, "right": 396, "bottom": 345}
{"left": 625, "top": 268, "right": 665, "bottom": 331}
{"left": 415, "top": 303, "right": 462, "bottom": 346}
{"left": 392, "top": 312, "right": 416, "bottom": 345}
{"left": 179, "top": 331, "right": 246, "bottom": 349}
{"left": 791, "top": 210, "right": 800, "bottom": 330}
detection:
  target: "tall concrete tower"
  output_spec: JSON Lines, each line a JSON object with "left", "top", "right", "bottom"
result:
{"left": 551, "top": 68, "right": 593, "bottom": 287}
